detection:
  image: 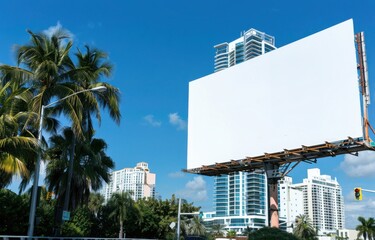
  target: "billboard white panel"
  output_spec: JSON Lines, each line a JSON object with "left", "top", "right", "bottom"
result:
{"left": 187, "top": 19, "right": 363, "bottom": 169}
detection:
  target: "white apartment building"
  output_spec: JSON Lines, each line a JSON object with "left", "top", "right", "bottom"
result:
{"left": 101, "top": 162, "right": 156, "bottom": 202}
{"left": 293, "top": 169, "right": 345, "bottom": 235}
{"left": 279, "top": 176, "right": 304, "bottom": 232}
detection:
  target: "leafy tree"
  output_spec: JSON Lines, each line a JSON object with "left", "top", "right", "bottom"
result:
{"left": 129, "top": 195, "right": 199, "bottom": 239}
{"left": 356, "top": 216, "right": 375, "bottom": 240}
{"left": 249, "top": 227, "right": 300, "bottom": 240}
{"left": 94, "top": 200, "right": 118, "bottom": 237}
{"left": 34, "top": 194, "right": 56, "bottom": 236}
{"left": 61, "top": 206, "right": 95, "bottom": 236}
{"left": 0, "top": 189, "right": 29, "bottom": 234}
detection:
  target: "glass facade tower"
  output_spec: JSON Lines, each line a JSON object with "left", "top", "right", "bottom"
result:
{"left": 205, "top": 28, "right": 276, "bottom": 233}
{"left": 214, "top": 28, "right": 276, "bottom": 72}
{"left": 212, "top": 172, "right": 267, "bottom": 232}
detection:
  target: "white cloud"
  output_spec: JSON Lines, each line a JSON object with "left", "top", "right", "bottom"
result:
{"left": 340, "top": 150, "right": 375, "bottom": 177}
{"left": 168, "top": 112, "right": 187, "bottom": 130}
{"left": 168, "top": 171, "right": 185, "bottom": 178}
{"left": 176, "top": 176, "right": 208, "bottom": 202}
{"left": 43, "top": 22, "right": 74, "bottom": 43}
{"left": 143, "top": 114, "right": 162, "bottom": 127}
{"left": 345, "top": 197, "right": 375, "bottom": 228}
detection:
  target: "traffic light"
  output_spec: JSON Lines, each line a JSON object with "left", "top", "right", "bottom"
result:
{"left": 199, "top": 211, "right": 203, "bottom": 219}
{"left": 354, "top": 187, "right": 362, "bottom": 200}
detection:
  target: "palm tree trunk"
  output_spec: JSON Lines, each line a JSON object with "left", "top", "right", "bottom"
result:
{"left": 119, "top": 222, "right": 124, "bottom": 239}
{"left": 63, "top": 134, "right": 76, "bottom": 211}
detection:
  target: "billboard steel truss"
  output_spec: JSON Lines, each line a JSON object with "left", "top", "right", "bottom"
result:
{"left": 184, "top": 137, "right": 373, "bottom": 176}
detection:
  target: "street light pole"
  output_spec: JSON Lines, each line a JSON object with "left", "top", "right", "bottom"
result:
{"left": 27, "top": 86, "right": 107, "bottom": 238}
{"left": 177, "top": 198, "right": 181, "bottom": 240}
{"left": 27, "top": 105, "right": 45, "bottom": 238}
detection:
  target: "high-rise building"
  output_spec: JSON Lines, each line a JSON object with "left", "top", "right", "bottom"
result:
{"left": 101, "top": 162, "right": 156, "bottom": 202}
{"left": 214, "top": 28, "right": 276, "bottom": 72}
{"left": 279, "top": 176, "right": 304, "bottom": 232}
{"left": 204, "top": 28, "right": 276, "bottom": 233}
{"left": 210, "top": 172, "right": 268, "bottom": 232}
{"left": 293, "top": 169, "right": 345, "bottom": 235}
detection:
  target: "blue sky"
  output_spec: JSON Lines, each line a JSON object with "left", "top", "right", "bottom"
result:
{"left": 2, "top": 0, "right": 375, "bottom": 229}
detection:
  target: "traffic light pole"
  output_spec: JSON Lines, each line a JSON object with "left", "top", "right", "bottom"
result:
{"left": 362, "top": 189, "right": 375, "bottom": 193}
{"left": 354, "top": 187, "right": 375, "bottom": 201}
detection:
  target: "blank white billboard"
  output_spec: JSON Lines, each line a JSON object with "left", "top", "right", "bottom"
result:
{"left": 187, "top": 19, "right": 363, "bottom": 169}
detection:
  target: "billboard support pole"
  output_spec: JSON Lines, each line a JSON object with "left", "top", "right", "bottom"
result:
{"left": 264, "top": 163, "right": 281, "bottom": 228}
{"left": 356, "top": 32, "right": 370, "bottom": 142}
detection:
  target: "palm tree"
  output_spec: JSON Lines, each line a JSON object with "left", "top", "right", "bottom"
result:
{"left": 356, "top": 216, "right": 375, "bottom": 240}
{"left": 70, "top": 46, "right": 120, "bottom": 139}
{"left": 184, "top": 216, "right": 206, "bottom": 237}
{"left": 0, "top": 28, "right": 88, "bottom": 193}
{"left": 0, "top": 81, "right": 38, "bottom": 189}
{"left": 293, "top": 214, "right": 318, "bottom": 240}
{"left": 108, "top": 191, "right": 136, "bottom": 238}
{"left": 61, "top": 46, "right": 121, "bottom": 213}
{"left": 45, "top": 127, "right": 114, "bottom": 210}
{"left": 88, "top": 192, "right": 105, "bottom": 216}
{"left": 226, "top": 230, "right": 236, "bottom": 240}
{"left": 211, "top": 223, "right": 225, "bottom": 237}
{"left": 13, "top": 29, "right": 86, "bottom": 137}
{"left": 0, "top": 113, "right": 38, "bottom": 188}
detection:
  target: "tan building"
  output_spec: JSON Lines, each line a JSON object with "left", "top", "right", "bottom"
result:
{"left": 101, "top": 162, "right": 156, "bottom": 201}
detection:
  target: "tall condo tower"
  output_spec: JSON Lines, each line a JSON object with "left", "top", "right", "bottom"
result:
{"left": 293, "top": 169, "right": 345, "bottom": 235}
{"left": 212, "top": 172, "right": 267, "bottom": 232}
{"left": 214, "top": 28, "right": 276, "bottom": 72}
{"left": 206, "top": 28, "right": 276, "bottom": 233}
{"left": 101, "top": 162, "right": 156, "bottom": 202}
